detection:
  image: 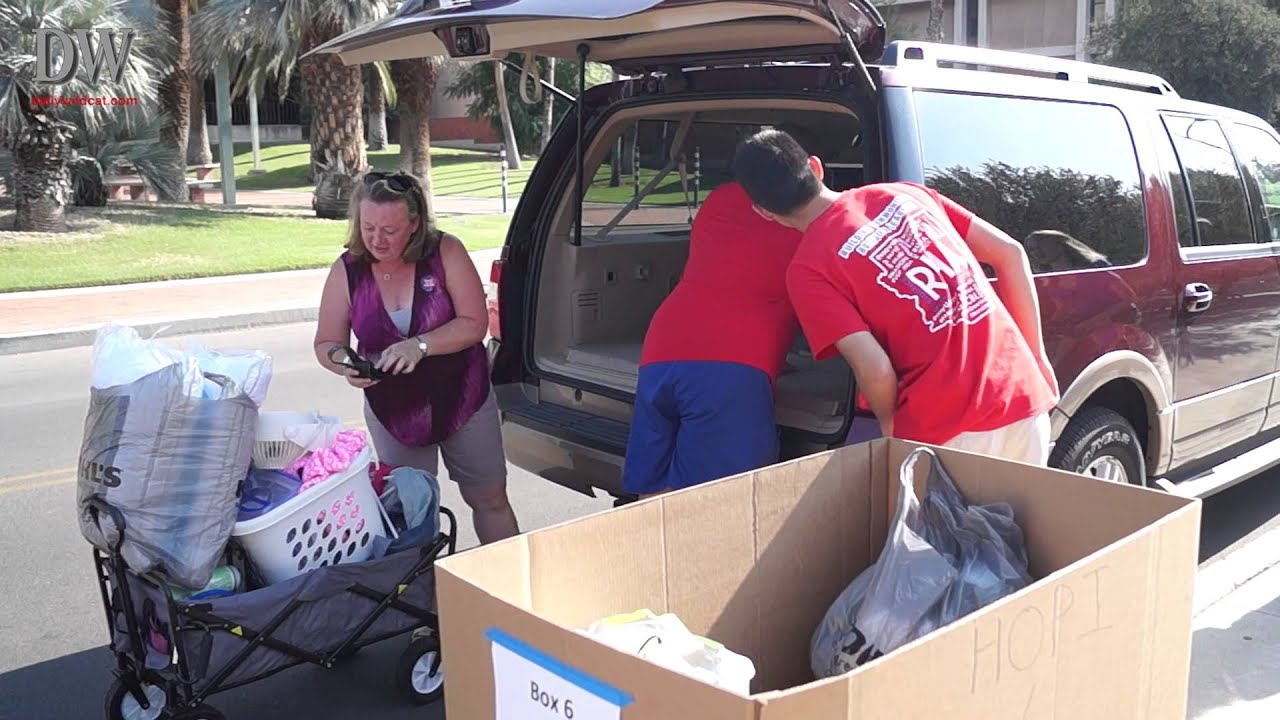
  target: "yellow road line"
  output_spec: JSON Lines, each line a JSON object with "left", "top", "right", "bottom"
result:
{"left": 0, "top": 475, "right": 73, "bottom": 496}
{"left": 0, "top": 418, "right": 367, "bottom": 494}
{"left": 0, "top": 466, "right": 77, "bottom": 487}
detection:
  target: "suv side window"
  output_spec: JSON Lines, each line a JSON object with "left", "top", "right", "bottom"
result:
{"left": 1160, "top": 114, "right": 1255, "bottom": 247}
{"left": 1230, "top": 123, "right": 1280, "bottom": 243}
{"left": 914, "top": 92, "right": 1147, "bottom": 275}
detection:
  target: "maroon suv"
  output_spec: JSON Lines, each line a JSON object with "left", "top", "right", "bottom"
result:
{"left": 318, "top": 0, "right": 1280, "bottom": 501}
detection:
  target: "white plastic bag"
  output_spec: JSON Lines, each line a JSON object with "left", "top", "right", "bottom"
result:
{"left": 185, "top": 339, "right": 273, "bottom": 407}
{"left": 810, "top": 447, "right": 1033, "bottom": 678}
{"left": 91, "top": 324, "right": 202, "bottom": 397}
{"left": 585, "top": 610, "right": 756, "bottom": 695}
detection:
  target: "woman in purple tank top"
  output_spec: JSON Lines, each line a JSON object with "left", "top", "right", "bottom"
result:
{"left": 313, "top": 171, "right": 519, "bottom": 544}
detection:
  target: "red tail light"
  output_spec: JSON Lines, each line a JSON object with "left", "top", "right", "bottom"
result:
{"left": 487, "top": 259, "right": 504, "bottom": 341}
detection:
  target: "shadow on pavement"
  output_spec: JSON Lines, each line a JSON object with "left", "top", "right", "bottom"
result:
{"left": 0, "top": 639, "right": 445, "bottom": 720}
{"left": 1198, "top": 473, "right": 1280, "bottom": 563}
{"left": 1187, "top": 583, "right": 1280, "bottom": 718}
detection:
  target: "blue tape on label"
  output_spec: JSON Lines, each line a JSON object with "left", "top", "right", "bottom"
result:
{"left": 486, "top": 626, "right": 635, "bottom": 708}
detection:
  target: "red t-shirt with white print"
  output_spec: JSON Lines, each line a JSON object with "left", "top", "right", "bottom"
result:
{"left": 785, "top": 182, "right": 1056, "bottom": 446}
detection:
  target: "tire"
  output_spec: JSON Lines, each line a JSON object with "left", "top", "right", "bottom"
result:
{"left": 397, "top": 635, "right": 445, "bottom": 705}
{"left": 105, "top": 677, "right": 170, "bottom": 720}
{"left": 1049, "top": 406, "right": 1146, "bottom": 486}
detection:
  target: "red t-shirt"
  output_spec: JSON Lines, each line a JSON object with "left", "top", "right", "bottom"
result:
{"left": 785, "top": 182, "right": 1056, "bottom": 445}
{"left": 640, "top": 182, "right": 803, "bottom": 382}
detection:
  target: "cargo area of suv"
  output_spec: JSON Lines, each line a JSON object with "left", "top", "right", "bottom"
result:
{"left": 529, "top": 101, "right": 864, "bottom": 438}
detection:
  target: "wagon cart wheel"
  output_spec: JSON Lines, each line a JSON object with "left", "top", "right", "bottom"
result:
{"left": 105, "top": 677, "right": 171, "bottom": 720}
{"left": 397, "top": 635, "right": 445, "bottom": 705}
{"left": 177, "top": 704, "right": 226, "bottom": 720}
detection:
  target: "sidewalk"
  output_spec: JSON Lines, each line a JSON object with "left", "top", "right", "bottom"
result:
{"left": 1189, "top": 561, "right": 1280, "bottom": 718}
{"left": 0, "top": 248, "right": 501, "bottom": 355}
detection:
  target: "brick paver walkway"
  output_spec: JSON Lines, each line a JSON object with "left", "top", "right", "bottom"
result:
{"left": 0, "top": 250, "right": 500, "bottom": 337}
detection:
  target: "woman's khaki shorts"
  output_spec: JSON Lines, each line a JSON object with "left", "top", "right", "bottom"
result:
{"left": 363, "top": 390, "right": 508, "bottom": 486}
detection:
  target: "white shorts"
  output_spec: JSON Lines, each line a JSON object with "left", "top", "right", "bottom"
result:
{"left": 943, "top": 412, "right": 1052, "bottom": 466}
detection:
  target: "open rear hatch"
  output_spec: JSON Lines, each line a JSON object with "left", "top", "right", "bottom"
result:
{"left": 308, "top": 0, "right": 886, "bottom": 76}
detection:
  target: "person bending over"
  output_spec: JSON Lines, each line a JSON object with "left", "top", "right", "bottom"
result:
{"left": 731, "top": 129, "right": 1059, "bottom": 464}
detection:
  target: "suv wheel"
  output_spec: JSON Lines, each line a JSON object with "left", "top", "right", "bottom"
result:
{"left": 1049, "top": 406, "right": 1146, "bottom": 486}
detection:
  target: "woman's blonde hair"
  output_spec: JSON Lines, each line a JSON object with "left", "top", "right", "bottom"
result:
{"left": 345, "top": 170, "right": 442, "bottom": 263}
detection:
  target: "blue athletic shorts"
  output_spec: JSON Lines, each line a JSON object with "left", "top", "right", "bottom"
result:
{"left": 621, "top": 360, "right": 780, "bottom": 495}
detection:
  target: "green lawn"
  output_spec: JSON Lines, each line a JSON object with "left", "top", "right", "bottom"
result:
{"left": 584, "top": 165, "right": 731, "bottom": 205}
{"left": 206, "top": 143, "right": 534, "bottom": 198}
{"left": 0, "top": 205, "right": 509, "bottom": 292}
{"left": 203, "top": 143, "right": 724, "bottom": 207}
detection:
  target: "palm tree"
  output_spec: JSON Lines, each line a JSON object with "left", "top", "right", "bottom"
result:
{"left": 185, "top": 0, "right": 211, "bottom": 165}
{"left": 364, "top": 63, "right": 392, "bottom": 151}
{"left": 68, "top": 103, "right": 185, "bottom": 205}
{"left": 389, "top": 56, "right": 439, "bottom": 211}
{"left": 0, "top": 0, "right": 162, "bottom": 232}
{"left": 192, "top": 0, "right": 386, "bottom": 218}
{"left": 155, "top": 0, "right": 191, "bottom": 201}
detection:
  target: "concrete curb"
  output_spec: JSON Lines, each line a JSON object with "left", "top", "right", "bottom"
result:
{"left": 1193, "top": 523, "right": 1280, "bottom": 617}
{"left": 0, "top": 307, "right": 318, "bottom": 356}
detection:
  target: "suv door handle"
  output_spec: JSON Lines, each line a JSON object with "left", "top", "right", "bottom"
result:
{"left": 1184, "top": 283, "right": 1213, "bottom": 313}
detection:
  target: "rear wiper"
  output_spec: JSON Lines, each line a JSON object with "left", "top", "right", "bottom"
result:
{"left": 499, "top": 57, "right": 577, "bottom": 106}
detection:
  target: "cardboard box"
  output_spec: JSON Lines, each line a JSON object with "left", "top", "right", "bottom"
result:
{"left": 434, "top": 439, "right": 1201, "bottom": 719}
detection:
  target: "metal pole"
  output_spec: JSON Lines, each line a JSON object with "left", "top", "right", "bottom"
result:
{"left": 632, "top": 138, "right": 639, "bottom": 198}
{"left": 248, "top": 90, "right": 264, "bottom": 175}
{"left": 214, "top": 56, "right": 237, "bottom": 204}
{"left": 499, "top": 144, "right": 509, "bottom": 214}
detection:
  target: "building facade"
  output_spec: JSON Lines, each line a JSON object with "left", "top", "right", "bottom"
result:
{"left": 879, "top": 0, "right": 1118, "bottom": 61}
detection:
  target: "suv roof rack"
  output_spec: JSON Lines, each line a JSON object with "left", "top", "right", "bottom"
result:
{"left": 878, "top": 41, "right": 1178, "bottom": 97}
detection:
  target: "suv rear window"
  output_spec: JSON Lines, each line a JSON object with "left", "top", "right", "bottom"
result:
{"left": 914, "top": 92, "right": 1147, "bottom": 274}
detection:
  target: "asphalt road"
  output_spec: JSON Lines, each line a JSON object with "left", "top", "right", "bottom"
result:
{"left": 1, "top": 322, "right": 1278, "bottom": 720}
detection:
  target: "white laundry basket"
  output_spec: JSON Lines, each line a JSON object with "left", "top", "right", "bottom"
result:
{"left": 231, "top": 445, "right": 389, "bottom": 585}
{"left": 252, "top": 411, "right": 341, "bottom": 470}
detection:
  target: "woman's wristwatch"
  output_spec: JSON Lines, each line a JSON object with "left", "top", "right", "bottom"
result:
{"left": 414, "top": 335, "right": 428, "bottom": 357}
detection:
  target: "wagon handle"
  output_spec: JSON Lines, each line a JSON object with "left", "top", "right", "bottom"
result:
{"left": 86, "top": 497, "right": 127, "bottom": 553}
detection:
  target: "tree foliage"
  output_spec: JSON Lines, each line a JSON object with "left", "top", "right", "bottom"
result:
{"left": 445, "top": 54, "right": 611, "bottom": 154}
{"left": 928, "top": 162, "right": 1147, "bottom": 267}
{"left": 1090, "top": 0, "right": 1280, "bottom": 123}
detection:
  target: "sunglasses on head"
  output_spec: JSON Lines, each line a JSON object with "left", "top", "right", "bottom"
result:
{"left": 363, "top": 170, "right": 414, "bottom": 193}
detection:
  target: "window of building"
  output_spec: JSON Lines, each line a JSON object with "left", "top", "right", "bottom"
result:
{"left": 1161, "top": 114, "right": 1255, "bottom": 247}
{"left": 915, "top": 91, "right": 1148, "bottom": 274}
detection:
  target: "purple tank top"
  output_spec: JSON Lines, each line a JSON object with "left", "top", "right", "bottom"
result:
{"left": 343, "top": 250, "right": 490, "bottom": 448}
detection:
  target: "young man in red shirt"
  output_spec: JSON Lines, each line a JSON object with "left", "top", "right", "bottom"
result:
{"left": 622, "top": 180, "right": 804, "bottom": 497}
{"left": 731, "top": 129, "right": 1059, "bottom": 464}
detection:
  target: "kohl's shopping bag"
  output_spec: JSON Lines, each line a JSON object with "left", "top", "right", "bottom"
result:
{"left": 810, "top": 446, "right": 1034, "bottom": 679}
{"left": 78, "top": 361, "right": 257, "bottom": 589}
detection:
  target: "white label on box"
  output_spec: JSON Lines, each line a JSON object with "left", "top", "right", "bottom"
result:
{"left": 488, "top": 627, "right": 634, "bottom": 720}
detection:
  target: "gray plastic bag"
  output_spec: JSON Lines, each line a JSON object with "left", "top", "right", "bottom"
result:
{"left": 78, "top": 362, "right": 257, "bottom": 588}
{"left": 810, "top": 446, "right": 1033, "bottom": 678}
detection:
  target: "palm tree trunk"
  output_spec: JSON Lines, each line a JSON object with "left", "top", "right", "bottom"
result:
{"left": 187, "top": 76, "right": 213, "bottom": 165}
{"left": 157, "top": 0, "right": 191, "bottom": 202}
{"left": 493, "top": 60, "right": 521, "bottom": 170}
{"left": 389, "top": 57, "right": 437, "bottom": 215}
{"left": 12, "top": 113, "right": 76, "bottom": 232}
{"left": 399, "top": 108, "right": 418, "bottom": 172}
{"left": 926, "top": 0, "right": 945, "bottom": 41}
{"left": 301, "top": 17, "right": 367, "bottom": 219}
{"left": 365, "top": 65, "right": 388, "bottom": 151}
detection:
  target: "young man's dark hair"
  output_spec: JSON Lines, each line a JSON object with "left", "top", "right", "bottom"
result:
{"left": 731, "top": 128, "right": 824, "bottom": 216}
